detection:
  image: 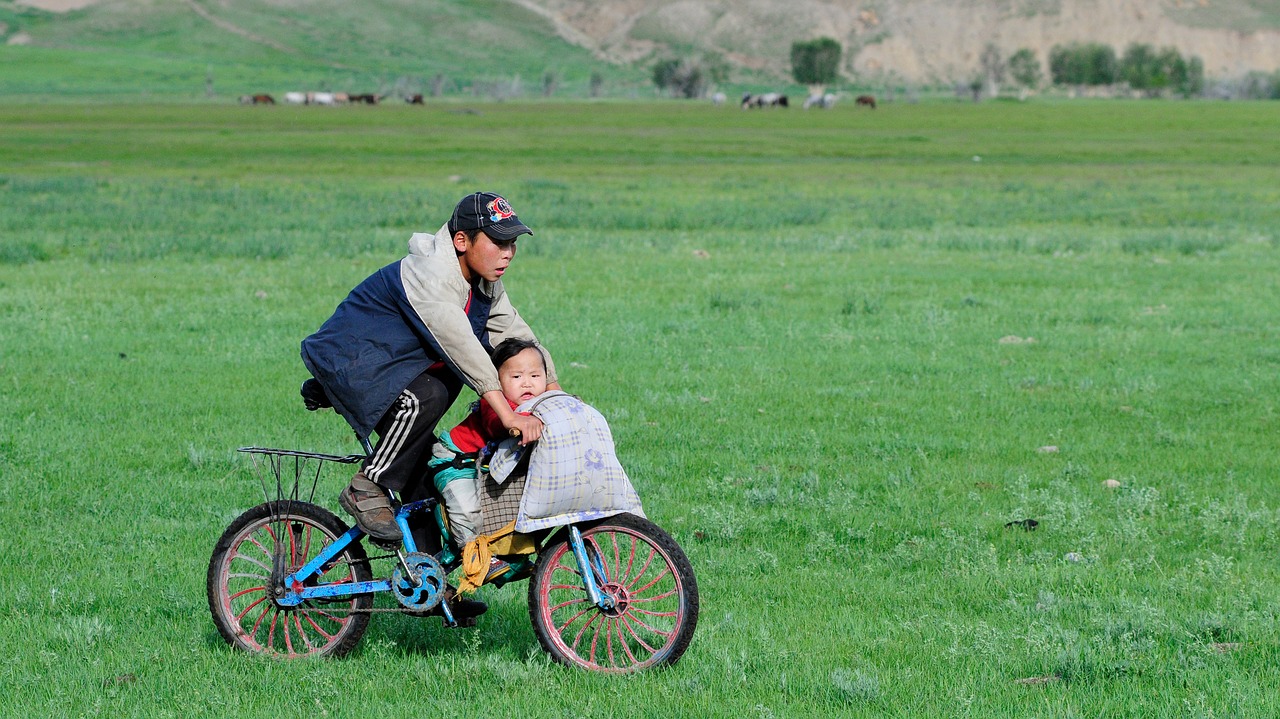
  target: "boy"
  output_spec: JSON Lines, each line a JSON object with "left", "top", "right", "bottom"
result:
{"left": 300, "top": 192, "right": 560, "bottom": 545}
{"left": 430, "top": 337, "right": 549, "bottom": 579}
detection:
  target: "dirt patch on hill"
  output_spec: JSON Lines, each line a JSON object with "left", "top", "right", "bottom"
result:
{"left": 528, "top": 0, "right": 1280, "bottom": 81}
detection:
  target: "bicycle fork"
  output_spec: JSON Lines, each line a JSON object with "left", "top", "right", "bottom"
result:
{"left": 568, "top": 526, "right": 616, "bottom": 611}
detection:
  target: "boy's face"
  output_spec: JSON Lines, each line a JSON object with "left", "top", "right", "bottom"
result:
{"left": 455, "top": 230, "right": 516, "bottom": 283}
{"left": 498, "top": 347, "right": 548, "bottom": 405}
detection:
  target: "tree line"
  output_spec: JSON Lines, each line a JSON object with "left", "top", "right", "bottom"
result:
{"left": 651, "top": 36, "right": 1277, "bottom": 101}
{"left": 1048, "top": 42, "right": 1204, "bottom": 97}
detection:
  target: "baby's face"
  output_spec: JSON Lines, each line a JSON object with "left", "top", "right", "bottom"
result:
{"left": 498, "top": 347, "right": 548, "bottom": 405}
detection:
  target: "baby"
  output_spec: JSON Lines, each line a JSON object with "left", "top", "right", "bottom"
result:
{"left": 429, "top": 337, "right": 548, "bottom": 578}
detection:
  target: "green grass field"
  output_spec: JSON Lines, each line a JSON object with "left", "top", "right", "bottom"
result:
{"left": 2, "top": 99, "right": 1280, "bottom": 717}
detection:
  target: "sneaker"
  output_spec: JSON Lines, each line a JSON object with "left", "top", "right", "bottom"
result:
{"left": 338, "top": 472, "right": 403, "bottom": 543}
{"left": 486, "top": 557, "right": 512, "bottom": 584}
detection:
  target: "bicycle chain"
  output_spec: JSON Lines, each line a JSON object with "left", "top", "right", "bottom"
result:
{"left": 287, "top": 551, "right": 443, "bottom": 616}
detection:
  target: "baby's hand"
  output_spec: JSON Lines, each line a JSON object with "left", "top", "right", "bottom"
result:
{"left": 507, "top": 414, "right": 543, "bottom": 445}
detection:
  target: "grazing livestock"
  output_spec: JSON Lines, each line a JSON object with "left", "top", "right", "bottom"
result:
{"left": 333, "top": 92, "right": 349, "bottom": 104}
{"left": 283, "top": 91, "right": 306, "bottom": 105}
{"left": 741, "top": 92, "right": 789, "bottom": 109}
{"left": 309, "top": 92, "right": 337, "bottom": 106}
{"left": 711, "top": 92, "right": 726, "bottom": 106}
{"left": 405, "top": 94, "right": 424, "bottom": 105}
{"left": 803, "top": 92, "right": 838, "bottom": 109}
{"left": 855, "top": 94, "right": 877, "bottom": 109}
{"left": 352, "top": 93, "right": 380, "bottom": 105}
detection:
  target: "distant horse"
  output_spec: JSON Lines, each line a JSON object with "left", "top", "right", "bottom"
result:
{"left": 239, "top": 94, "right": 274, "bottom": 105}
{"left": 711, "top": 92, "right": 726, "bottom": 106}
{"left": 310, "top": 92, "right": 336, "bottom": 106}
{"left": 405, "top": 94, "right": 424, "bottom": 105}
{"left": 283, "top": 91, "right": 306, "bottom": 105}
{"left": 803, "top": 93, "right": 837, "bottom": 109}
{"left": 332, "top": 92, "right": 349, "bottom": 104}
{"left": 855, "top": 94, "right": 877, "bottom": 109}
{"left": 352, "top": 94, "right": 381, "bottom": 105}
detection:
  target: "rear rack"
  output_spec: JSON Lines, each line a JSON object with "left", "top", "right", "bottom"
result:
{"left": 237, "top": 447, "right": 366, "bottom": 506}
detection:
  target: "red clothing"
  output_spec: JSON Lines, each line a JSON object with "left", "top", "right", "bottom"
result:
{"left": 447, "top": 398, "right": 520, "bottom": 452}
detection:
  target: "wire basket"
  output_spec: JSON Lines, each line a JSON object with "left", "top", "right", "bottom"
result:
{"left": 237, "top": 447, "right": 365, "bottom": 506}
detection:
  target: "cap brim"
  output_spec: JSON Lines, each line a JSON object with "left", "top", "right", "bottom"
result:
{"left": 482, "top": 219, "right": 532, "bottom": 241}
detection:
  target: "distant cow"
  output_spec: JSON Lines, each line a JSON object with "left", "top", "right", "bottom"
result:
{"left": 855, "top": 94, "right": 877, "bottom": 109}
{"left": 352, "top": 93, "right": 380, "bottom": 105}
{"left": 741, "top": 92, "right": 789, "bottom": 109}
{"left": 711, "top": 92, "right": 726, "bottom": 106}
{"left": 333, "top": 92, "right": 349, "bottom": 104}
{"left": 283, "top": 91, "right": 306, "bottom": 105}
{"left": 310, "top": 92, "right": 336, "bottom": 106}
{"left": 405, "top": 94, "right": 424, "bottom": 105}
{"left": 240, "top": 94, "right": 274, "bottom": 105}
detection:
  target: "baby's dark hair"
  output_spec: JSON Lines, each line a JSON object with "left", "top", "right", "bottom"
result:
{"left": 491, "top": 337, "right": 544, "bottom": 371}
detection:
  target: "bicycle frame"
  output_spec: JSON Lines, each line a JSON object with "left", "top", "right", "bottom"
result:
{"left": 271, "top": 497, "right": 617, "bottom": 623}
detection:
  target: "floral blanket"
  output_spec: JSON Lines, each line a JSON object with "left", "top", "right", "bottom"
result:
{"left": 486, "top": 391, "right": 645, "bottom": 532}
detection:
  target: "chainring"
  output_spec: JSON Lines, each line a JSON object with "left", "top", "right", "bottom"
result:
{"left": 391, "top": 552, "right": 447, "bottom": 612}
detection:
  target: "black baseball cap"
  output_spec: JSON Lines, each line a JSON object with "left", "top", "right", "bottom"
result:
{"left": 449, "top": 191, "right": 533, "bottom": 241}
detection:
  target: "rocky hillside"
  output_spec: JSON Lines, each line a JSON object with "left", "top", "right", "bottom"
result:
{"left": 516, "top": 0, "right": 1280, "bottom": 82}
{"left": 8, "top": 0, "right": 1280, "bottom": 87}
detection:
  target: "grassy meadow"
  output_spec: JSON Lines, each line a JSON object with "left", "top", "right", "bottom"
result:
{"left": 2, "top": 98, "right": 1280, "bottom": 717}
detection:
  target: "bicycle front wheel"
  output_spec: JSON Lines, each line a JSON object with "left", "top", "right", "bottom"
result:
{"left": 207, "top": 501, "right": 373, "bottom": 658}
{"left": 528, "top": 513, "right": 699, "bottom": 672}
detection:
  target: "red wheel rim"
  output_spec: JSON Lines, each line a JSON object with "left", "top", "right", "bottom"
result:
{"left": 536, "top": 525, "right": 687, "bottom": 672}
{"left": 216, "top": 517, "right": 360, "bottom": 658}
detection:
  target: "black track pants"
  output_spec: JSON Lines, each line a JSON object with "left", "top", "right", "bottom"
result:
{"left": 361, "top": 369, "right": 462, "bottom": 495}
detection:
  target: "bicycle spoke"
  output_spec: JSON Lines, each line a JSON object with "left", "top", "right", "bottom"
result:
{"left": 622, "top": 537, "right": 638, "bottom": 587}
{"left": 609, "top": 534, "right": 622, "bottom": 577}
{"left": 299, "top": 608, "right": 339, "bottom": 640}
{"left": 229, "top": 585, "right": 268, "bottom": 603}
{"left": 604, "top": 617, "right": 616, "bottom": 667}
{"left": 550, "top": 595, "right": 589, "bottom": 613}
{"left": 282, "top": 611, "right": 295, "bottom": 656}
{"left": 228, "top": 570, "right": 269, "bottom": 582}
{"left": 623, "top": 611, "right": 675, "bottom": 639}
{"left": 625, "top": 546, "right": 658, "bottom": 591}
{"left": 587, "top": 614, "right": 602, "bottom": 666}
{"left": 631, "top": 566, "right": 672, "bottom": 595}
{"left": 556, "top": 604, "right": 598, "bottom": 635}
{"left": 234, "top": 593, "right": 268, "bottom": 621}
{"left": 619, "top": 614, "right": 661, "bottom": 652}
{"left": 267, "top": 609, "right": 280, "bottom": 651}
{"left": 571, "top": 611, "right": 603, "bottom": 655}
{"left": 632, "top": 607, "right": 679, "bottom": 619}
{"left": 630, "top": 587, "right": 678, "bottom": 603}
{"left": 616, "top": 617, "right": 644, "bottom": 665}
{"left": 246, "top": 599, "right": 271, "bottom": 636}
{"left": 232, "top": 551, "right": 272, "bottom": 575}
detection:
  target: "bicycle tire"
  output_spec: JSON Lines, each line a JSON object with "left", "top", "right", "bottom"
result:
{"left": 207, "top": 501, "right": 373, "bottom": 658}
{"left": 528, "top": 513, "right": 699, "bottom": 672}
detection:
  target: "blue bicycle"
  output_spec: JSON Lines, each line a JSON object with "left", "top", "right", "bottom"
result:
{"left": 206, "top": 445, "right": 698, "bottom": 672}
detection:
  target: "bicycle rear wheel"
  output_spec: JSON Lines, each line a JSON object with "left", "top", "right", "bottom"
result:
{"left": 528, "top": 513, "right": 699, "bottom": 672}
{"left": 207, "top": 501, "right": 372, "bottom": 658}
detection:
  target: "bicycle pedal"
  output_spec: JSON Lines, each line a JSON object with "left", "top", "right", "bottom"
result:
{"left": 447, "top": 616, "right": 478, "bottom": 629}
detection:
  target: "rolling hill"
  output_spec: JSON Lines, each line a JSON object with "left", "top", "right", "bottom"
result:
{"left": 2, "top": 0, "right": 1279, "bottom": 97}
